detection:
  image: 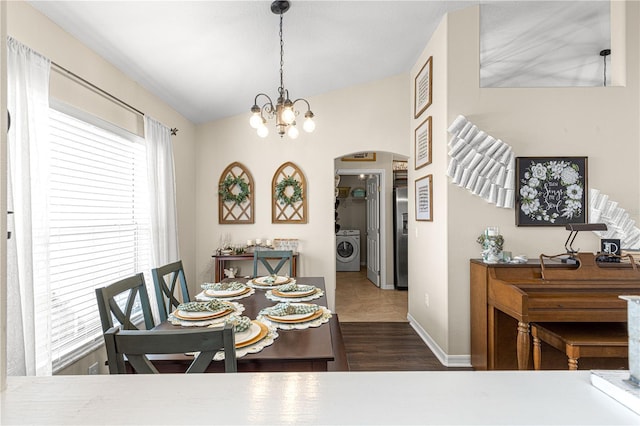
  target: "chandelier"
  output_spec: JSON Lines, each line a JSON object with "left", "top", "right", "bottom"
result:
{"left": 249, "top": 0, "right": 315, "bottom": 139}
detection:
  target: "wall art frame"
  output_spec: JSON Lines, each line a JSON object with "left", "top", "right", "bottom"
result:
{"left": 415, "top": 174, "right": 433, "bottom": 222}
{"left": 415, "top": 116, "right": 432, "bottom": 170}
{"left": 272, "top": 161, "right": 308, "bottom": 224}
{"left": 414, "top": 56, "right": 433, "bottom": 118}
{"left": 341, "top": 152, "right": 377, "bottom": 162}
{"left": 218, "top": 162, "right": 255, "bottom": 224}
{"left": 515, "top": 156, "right": 588, "bottom": 226}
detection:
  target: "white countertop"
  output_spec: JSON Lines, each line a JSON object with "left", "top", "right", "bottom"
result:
{"left": 2, "top": 370, "right": 639, "bottom": 425}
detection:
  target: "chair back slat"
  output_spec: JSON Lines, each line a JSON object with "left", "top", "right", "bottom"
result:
{"left": 152, "top": 260, "right": 190, "bottom": 322}
{"left": 104, "top": 324, "right": 237, "bottom": 374}
{"left": 253, "top": 250, "right": 293, "bottom": 277}
{"left": 95, "top": 273, "right": 155, "bottom": 333}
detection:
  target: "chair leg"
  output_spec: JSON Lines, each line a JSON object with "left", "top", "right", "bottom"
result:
{"left": 532, "top": 335, "right": 542, "bottom": 370}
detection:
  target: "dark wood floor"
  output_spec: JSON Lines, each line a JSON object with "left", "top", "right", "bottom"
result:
{"left": 339, "top": 322, "right": 472, "bottom": 371}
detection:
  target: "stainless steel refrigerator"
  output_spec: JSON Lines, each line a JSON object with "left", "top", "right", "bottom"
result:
{"left": 393, "top": 186, "right": 408, "bottom": 289}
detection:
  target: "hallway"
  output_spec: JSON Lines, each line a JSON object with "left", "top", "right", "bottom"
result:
{"left": 335, "top": 268, "right": 408, "bottom": 322}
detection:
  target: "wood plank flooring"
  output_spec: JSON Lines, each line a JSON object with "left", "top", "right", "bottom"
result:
{"left": 339, "top": 322, "right": 472, "bottom": 371}
{"left": 335, "top": 269, "right": 470, "bottom": 371}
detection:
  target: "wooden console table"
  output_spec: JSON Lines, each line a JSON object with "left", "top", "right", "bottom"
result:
{"left": 211, "top": 252, "right": 298, "bottom": 281}
{"left": 470, "top": 254, "right": 640, "bottom": 370}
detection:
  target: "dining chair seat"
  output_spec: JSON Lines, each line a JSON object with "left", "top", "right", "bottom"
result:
{"left": 104, "top": 324, "right": 237, "bottom": 374}
{"left": 152, "top": 260, "right": 190, "bottom": 322}
{"left": 253, "top": 250, "right": 293, "bottom": 277}
{"left": 95, "top": 273, "right": 155, "bottom": 333}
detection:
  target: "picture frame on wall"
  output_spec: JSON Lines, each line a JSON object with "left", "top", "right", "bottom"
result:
{"left": 341, "top": 152, "right": 377, "bottom": 162}
{"left": 414, "top": 56, "right": 433, "bottom": 118}
{"left": 414, "top": 116, "right": 432, "bottom": 170}
{"left": 515, "top": 156, "right": 588, "bottom": 226}
{"left": 415, "top": 174, "right": 433, "bottom": 221}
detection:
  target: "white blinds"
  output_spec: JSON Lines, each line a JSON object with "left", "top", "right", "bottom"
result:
{"left": 48, "top": 106, "right": 153, "bottom": 372}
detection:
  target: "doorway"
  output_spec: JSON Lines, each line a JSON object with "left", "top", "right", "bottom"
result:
{"left": 335, "top": 168, "right": 386, "bottom": 289}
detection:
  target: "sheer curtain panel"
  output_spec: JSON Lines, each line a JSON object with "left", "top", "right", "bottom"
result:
{"left": 144, "top": 116, "right": 179, "bottom": 268}
{"left": 6, "top": 37, "right": 52, "bottom": 376}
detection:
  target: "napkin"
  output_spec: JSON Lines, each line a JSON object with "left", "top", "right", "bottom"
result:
{"left": 276, "top": 283, "right": 315, "bottom": 293}
{"left": 224, "top": 315, "right": 252, "bottom": 333}
{"left": 178, "top": 300, "right": 228, "bottom": 313}
{"left": 201, "top": 281, "right": 245, "bottom": 291}
{"left": 262, "top": 275, "right": 278, "bottom": 284}
{"left": 262, "top": 302, "right": 318, "bottom": 317}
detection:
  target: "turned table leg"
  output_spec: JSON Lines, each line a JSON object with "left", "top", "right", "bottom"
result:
{"left": 517, "top": 321, "right": 530, "bottom": 370}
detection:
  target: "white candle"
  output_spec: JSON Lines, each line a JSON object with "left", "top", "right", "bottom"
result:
{"left": 247, "top": 239, "right": 253, "bottom": 246}
{"left": 256, "top": 238, "right": 262, "bottom": 245}
{"left": 266, "top": 239, "right": 272, "bottom": 247}
{"left": 487, "top": 227, "right": 499, "bottom": 236}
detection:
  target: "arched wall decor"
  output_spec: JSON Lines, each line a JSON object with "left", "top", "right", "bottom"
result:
{"left": 446, "top": 115, "right": 515, "bottom": 209}
{"left": 272, "top": 162, "right": 308, "bottom": 224}
{"left": 218, "top": 162, "right": 255, "bottom": 224}
{"left": 589, "top": 188, "right": 640, "bottom": 249}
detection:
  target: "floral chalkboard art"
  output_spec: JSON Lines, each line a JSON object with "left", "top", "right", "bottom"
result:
{"left": 517, "top": 158, "right": 587, "bottom": 226}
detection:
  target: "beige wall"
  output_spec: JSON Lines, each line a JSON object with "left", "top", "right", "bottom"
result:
{"left": 195, "top": 74, "right": 411, "bottom": 309}
{"left": 408, "top": 2, "right": 640, "bottom": 360}
{"left": 7, "top": 1, "right": 198, "bottom": 374}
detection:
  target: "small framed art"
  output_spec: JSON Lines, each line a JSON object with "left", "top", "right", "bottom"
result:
{"left": 515, "top": 156, "right": 588, "bottom": 226}
{"left": 414, "top": 56, "right": 433, "bottom": 118}
{"left": 415, "top": 116, "right": 432, "bottom": 169}
{"left": 415, "top": 174, "right": 433, "bottom": 221}
{"left": 341, "top": 152, "right": 377, "bottom": 162}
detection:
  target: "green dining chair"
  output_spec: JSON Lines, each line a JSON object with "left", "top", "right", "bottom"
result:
{"left": 253, "top": 250, "right": 293, "bottom": 277}
{"left": 95, "top": 273, "right": 155, "bottom": 333}
{"left": 151, "top": 260, "right": 190, "bottom": 322}
{"left": 103, "top": 323, "right": 237, "bottom": 374}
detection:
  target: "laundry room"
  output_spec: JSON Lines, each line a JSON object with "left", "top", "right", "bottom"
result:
{"left": 335, "top": 174, "right": 367, "bottom": 272}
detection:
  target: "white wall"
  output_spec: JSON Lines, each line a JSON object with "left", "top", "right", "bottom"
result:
{"left": 195, "top": 75, "right": 411, "bottom": 310}
{"left": 408, "top": 2, "right": 640, "bottom": 359}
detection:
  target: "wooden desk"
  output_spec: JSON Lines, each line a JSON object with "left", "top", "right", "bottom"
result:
{"left": 211, "top": 252, "right": 298, "bottom": 282}
{"left": 470, "top": 255, "right": 640, "bottom": 371}
{"left": 151, "top": 277, "right": 344, "bottom": 372}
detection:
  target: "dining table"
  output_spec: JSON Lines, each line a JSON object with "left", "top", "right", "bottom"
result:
{"left": 149, "top": 276, "right": 347, "bottom": 373}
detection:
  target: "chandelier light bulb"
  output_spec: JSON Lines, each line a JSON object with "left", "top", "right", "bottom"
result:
{"left": 282, "top": 107, "right": 296, "bottom": 125}
{"left": 287, "top": 124, "right": 299, "bottom": 139}
{"left": 249, "top": 113, "right": 262, "bottom": 129}
{"left": 257, "top": 125, "right": 269, "bottom": 138}
{"left": 303, "top": 116, "right": 315, "bottom": 133}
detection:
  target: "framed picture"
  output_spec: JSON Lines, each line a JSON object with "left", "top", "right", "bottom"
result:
{"left": 414, "top": 116, "right": 432, "bottom": 170}
{"left": 415, "top": 174, "right": 433, "bottom": 221}
{"left": 414, "top": 56, "right": 433, "bottom": 118}
{"left": 341, "top": 152, "right": 376, "bottom": 162}
{"left": 515, "top": 156, "right": 588, "bottom": 226}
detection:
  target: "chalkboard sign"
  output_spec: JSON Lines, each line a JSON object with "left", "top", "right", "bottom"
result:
{"left": 515, "top": 156, "right": 587, "bottom": 226}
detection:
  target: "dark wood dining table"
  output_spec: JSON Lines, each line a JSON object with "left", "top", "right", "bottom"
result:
{"left": 150, "top": 276, "right": 347, "bottom": 372}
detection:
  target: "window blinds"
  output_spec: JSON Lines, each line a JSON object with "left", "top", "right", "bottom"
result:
{"left": 48, "top": 107, "right": 152, "bottom": 372}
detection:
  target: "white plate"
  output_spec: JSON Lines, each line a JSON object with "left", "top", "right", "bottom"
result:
{"left": 254, "top": 275, "right": 290, "bottom": 285}
{"left": 176, "top": 309, "right": 226, "bottom": 320}
{"left": 204, "top": 287, "right": 247, "bottom": 297}
{"left": 234, "top": 322, "right": 262, "bottom": 346}
{"left": 267, "top": 310, "right": 316, "bottom": 322}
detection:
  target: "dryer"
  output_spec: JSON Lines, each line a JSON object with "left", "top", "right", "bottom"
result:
{"left": 336, "top": 229, "right": 360, "bottom": 272}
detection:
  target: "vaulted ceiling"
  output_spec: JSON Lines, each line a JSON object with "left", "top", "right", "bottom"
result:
{"left": 28, "top": 1, "right": 610, "bottom": 124}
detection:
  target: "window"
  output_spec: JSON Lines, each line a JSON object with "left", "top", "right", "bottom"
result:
{"left": 48, "top": 105, "right": 152, "bottom": 372}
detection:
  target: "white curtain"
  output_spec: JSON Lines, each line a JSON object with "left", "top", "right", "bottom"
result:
{"left": 144, "top": 116, "right": 180, "bottom": 268}
{"left": 6, "top": 37, "right": 52, "bottom": 376}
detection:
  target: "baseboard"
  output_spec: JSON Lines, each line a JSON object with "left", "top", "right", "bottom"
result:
{"left": 407, "top": 313, "right": 472, "bottom": 368}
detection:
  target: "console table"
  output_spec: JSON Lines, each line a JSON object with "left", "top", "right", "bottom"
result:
{"left": 211, "top": 252, "right": 298, "bottom": 281}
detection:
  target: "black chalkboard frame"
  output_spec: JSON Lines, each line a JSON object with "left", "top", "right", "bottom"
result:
{"left": 515, "top": 156, "right": 588, "bottom": 226}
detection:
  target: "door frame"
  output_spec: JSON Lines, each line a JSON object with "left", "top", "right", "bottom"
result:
{"left": 335, "top": 168, "right": 388, "bottom": 289}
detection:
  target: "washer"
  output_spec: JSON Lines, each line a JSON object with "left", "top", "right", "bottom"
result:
{"left": 336, "top": 230, "right": 360, "bottom": 271}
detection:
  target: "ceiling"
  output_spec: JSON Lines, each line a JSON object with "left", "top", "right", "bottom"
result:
{"left": 28, "top": 1, "right": 610, "bottom": 125}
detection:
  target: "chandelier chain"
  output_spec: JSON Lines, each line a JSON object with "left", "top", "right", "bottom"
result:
{"left": 279, "top": 12, "right": 285, "bottom": 93}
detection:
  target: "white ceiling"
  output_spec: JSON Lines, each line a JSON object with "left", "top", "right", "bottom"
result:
{"left": 27, "top": 1, "right": 610, "bottom": 125}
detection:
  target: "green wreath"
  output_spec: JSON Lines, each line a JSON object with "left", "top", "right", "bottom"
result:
{"left": 275, "top": 176, "right": 303, "bottom": 205}
{"left": 218, "top": 176, "right": 250, "bottom": 203}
